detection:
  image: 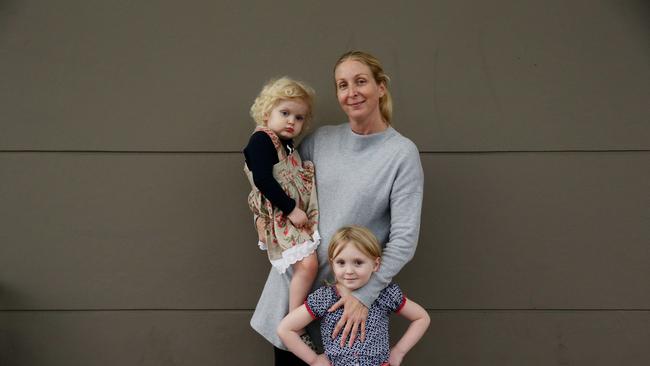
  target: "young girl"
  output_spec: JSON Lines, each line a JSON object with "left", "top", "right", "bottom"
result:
{"left": 277, "top": 226, "right": 430, "bottom": 366}
{"left": 243, "top": 77, "right": 320, "bottom": 324}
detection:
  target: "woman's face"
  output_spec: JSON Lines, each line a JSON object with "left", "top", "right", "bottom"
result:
{"left": 334, "top": 59, "right": 385, "bottom": 123}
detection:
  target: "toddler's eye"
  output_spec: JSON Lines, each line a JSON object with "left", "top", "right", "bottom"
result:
{"left": 296, "top": 115, "right": 305, "bottom": 121}
{"left": 336, "top": 259, "right": 345, "bottom": 265}
{"left": 280, "top": 110, "right": 289, "bottom": 116}
{"left": 354, "top": 260, "right": 364, "bottom": 266}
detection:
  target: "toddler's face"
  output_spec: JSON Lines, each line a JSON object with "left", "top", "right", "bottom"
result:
{"left": 331, "top": 243, "right": 380, "bottom": 291}
{"left": 264, "top": 99, "right": 308, "bottom": 140}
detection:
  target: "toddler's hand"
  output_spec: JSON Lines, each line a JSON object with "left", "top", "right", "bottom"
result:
{"left": 287, "top": 207, "right": 308, "bottom": 228}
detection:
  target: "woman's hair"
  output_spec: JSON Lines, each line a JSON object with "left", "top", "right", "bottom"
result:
{"left": 328, "top": 225, "right": 382, "bottom": 261}
{"left": 249, "top": 76, "right": 315, "bottom": 127}
{"left": 334, "top": 50, "right": 393, "bottom": 125}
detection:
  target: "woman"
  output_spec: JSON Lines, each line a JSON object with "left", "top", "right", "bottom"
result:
{"left": 251, "top": 50, "right": 424, "bottom": 365}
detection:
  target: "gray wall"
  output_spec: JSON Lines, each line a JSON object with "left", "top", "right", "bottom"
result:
{"left": 1, "top": 1, "right": 649, "bottom": 365}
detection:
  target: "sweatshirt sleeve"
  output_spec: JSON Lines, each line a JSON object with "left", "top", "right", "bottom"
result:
{"left": 353, "top": 142, "right": 424, "bottom": 307}
{"left": 297, "top": 129, "right": 316, "bottom": 162}
{"left": 243, "top": 131, "right": 296, "bottom": 215}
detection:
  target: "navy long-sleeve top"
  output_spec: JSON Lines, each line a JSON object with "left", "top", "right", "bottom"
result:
{"left": 243, "top": 131, "right": 296, "bottom": 215}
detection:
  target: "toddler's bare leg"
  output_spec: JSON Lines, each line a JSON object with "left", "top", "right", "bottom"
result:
{"left": 289, "top": 252, "right": 318, "bottom": 312}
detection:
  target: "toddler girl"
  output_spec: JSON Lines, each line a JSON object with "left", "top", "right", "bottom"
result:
{"left": 277, "top": 226, "right": 430, "bottom": 366}
{"left": 244, "top": 77, "right": 320, "bottom": 318}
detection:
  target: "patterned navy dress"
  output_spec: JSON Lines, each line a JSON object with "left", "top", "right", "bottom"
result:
{"left": 305, "top": 283, "right": 407, "bottom": 366}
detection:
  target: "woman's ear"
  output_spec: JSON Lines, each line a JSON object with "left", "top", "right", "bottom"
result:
{"left": 373, "top": 257, "right": 381, "bottom": 272}
{"left": 378, "top": 82, "right": 386, "bottom": 98}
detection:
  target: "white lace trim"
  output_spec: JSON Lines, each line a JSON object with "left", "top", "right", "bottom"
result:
{"left": 258, "top": 241, "right": 268, "bottom": 251}
{"left": 271, "top": 230, "right": 321, "bottom": 274}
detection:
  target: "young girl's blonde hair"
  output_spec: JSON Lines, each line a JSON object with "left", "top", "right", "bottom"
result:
{"left": 333, "top": 50, "right": 393, "bottom": 125}
{"left": 328, "top": 225, "right": 382, "bottom": 262}
{"left": 249, "top": 76, "right": 315, "bottom": 127}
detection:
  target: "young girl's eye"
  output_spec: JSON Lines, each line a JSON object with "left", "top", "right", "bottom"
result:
{"left": 336, "top": 259, "right": 345, "bottom": 265}
{"left": 280, "top": 110, "right": 289, "bottom": 116}
{"left": 354, "top": 259, "right": 364, "bottom": 266}
{"left": 296, "top": 115, "right": 304, "bottom": 121}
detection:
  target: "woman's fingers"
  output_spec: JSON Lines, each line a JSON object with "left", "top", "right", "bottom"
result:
{"left": 339, "top": 320, "right": 353, "bottom": 347}
{"left": 348, "top": 321, "right": 359, "bottom": 347}
{"left": 332, "top": 314, "right": 347, "bottom": 339}
{"left": 328, "top": 298, "right": 343, "bottom": 313}
{"left": 360, "top": 318, "right": 367, "bottom": 342}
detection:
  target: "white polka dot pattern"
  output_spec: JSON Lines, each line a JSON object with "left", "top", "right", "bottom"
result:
{"left": 305, "top": 283, "right": 405, "bottom": 366}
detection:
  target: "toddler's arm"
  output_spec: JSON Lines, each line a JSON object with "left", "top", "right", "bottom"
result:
{"left": 277, "top": 305, "right": 329, "bottom": 366}
{"left": 388, "top": 299, "right": 430, "bottom": 366}
{"left": 244, "top": 132, "right": 296, "bottom": 215}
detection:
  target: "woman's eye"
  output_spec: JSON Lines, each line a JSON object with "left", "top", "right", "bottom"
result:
{"left": 338, "top": 83, "right": 347, "bottom": 90}
{"left": 357, "top": 79, "right": 366, "bottom": 85}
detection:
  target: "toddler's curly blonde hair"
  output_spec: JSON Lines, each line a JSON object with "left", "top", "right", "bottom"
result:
{"left": 250, "top": 77, "right": 315, "bottom": 127}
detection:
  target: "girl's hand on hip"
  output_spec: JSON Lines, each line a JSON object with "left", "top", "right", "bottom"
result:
{"left": 309, "top": 353, "right": 331, "bottom": 366}
{"left": 288, "top": 207, "right": 308, "bottom": 228}
{"left": 328, "top": 288, "right": 369, "bottom": 347}
{"left": 388, "top": 347, "right": 406, "bottom": 365}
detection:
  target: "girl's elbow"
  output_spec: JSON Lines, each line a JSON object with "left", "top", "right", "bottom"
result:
{"left": 276, "top": 326, "right": 287, "bottom": 341}
{"left": 276, "top": 322, "right": 288, "bottom": 339}
{"left": 422, "top": 311, "right": 431, "bottom": 328}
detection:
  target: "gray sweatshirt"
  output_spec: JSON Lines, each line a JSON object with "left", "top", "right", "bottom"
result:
{"left": 250, "top": 123, "right": 424, "bottom": 349}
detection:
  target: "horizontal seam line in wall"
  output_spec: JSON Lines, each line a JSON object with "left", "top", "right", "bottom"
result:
{"left": 1, "top": 309, "right": 649, "bottom": 312}
{"left": 1, "top": 150, "right": 649, "bottom": 154}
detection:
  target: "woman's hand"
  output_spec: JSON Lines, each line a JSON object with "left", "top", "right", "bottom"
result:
{"left": 388, "top": 347, "right": 406, "bottom": 366}
{"left": 328, "top": 287, "right": 369, "bottom": 347}
{"left": 309, "top": 353, "right": 331, "bottom": 366}
{"left": 255, "top": 217, "right": 266, "bottom": 244}
{"left": 288, "top": 207, "right": 308, "bottom": 228}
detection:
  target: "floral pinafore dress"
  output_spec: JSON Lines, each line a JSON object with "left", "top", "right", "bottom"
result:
{"left": 244, "top": 127, "right": 320, "bottom": 274}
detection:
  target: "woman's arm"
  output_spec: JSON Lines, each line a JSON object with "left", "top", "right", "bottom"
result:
{"left": 353, "top": 143, "right": 424, "bottom": 306}
{"left": 388, "top": 299, "right": 430, "bottom": 366}
{"left": 331, "top": 143, "right": 424, "bottom": 346}
{"left": 277, "top": 305, "right": 330, "bottom": 366}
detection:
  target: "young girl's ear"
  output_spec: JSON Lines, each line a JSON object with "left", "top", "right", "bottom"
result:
{"left": 373, "top": 257, "right": 381, "bottom": 272}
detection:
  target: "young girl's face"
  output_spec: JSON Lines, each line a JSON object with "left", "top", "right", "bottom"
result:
{"left": 264, "top": 99, "right": 308, "bottom": 140}
{"left": 331, "top": 242, "right": 380, "bottom": 291}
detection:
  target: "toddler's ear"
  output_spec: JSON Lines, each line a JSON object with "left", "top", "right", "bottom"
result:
{"left": 373, "top": 257, "right": 381, "bottom": 272}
